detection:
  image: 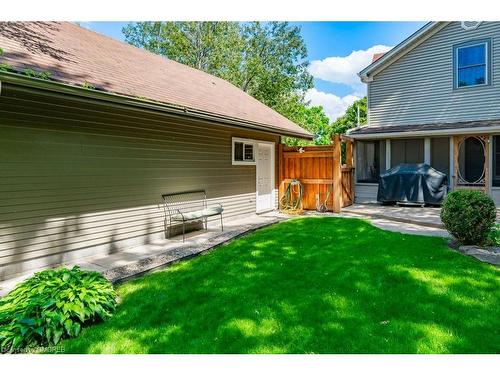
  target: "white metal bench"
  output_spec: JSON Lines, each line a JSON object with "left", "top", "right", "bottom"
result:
{"left": 162, "top": 190, "right": 224, "bottom": 242}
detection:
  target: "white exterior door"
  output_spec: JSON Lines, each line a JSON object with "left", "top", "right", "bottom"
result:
{"left": 256, "top": 143, "right": 275, "bottom": 213}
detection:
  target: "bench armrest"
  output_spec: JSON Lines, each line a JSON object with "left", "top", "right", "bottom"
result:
{"left": 174, "top": 209, "right": 186, "bottom": 222}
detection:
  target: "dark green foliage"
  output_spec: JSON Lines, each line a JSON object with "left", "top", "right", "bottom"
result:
{"left": 486, "top": 224, "right": 500, "bottom": 247}
{"left": 0, "top": 48, "right": 50, "bottom": 77}
{"left": 283, "top": 96, "right": 368, "bottom": 146}
{"left": 60, "top": 218, "right": 499, "bottom": 354}
{"left": 0, "top": 266, "right": 116, "bottom": 352}
{"left": 0, "top": 63, "right": 13, "bottom": 72}
{"left": 81, "top": 81, "right": 96, "bottom": 90}
{"left": 441, "top": 190, "right": 497, "bottom": 245}
{"left": 23, "top": 68, "right": 52, "bottom": 80}
{"left": 281, "top": 102, "right": 332, "bottom": 146}
{"left": 0, "top": 47, "right": 13, "bottom": 72}
{"left": 331, "top": 96, "right": 367, "bottom": 135}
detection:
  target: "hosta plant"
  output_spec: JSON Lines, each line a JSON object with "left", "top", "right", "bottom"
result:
{"left": 0, "top": 266, "right": 116, "bottom": 352}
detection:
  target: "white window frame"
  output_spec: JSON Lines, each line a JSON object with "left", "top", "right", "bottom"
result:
{"left": 232, "top": 137, "right": 257, "bottom": 165}
{"left": 454, "top": 41, "right": 489, "bottom": 89}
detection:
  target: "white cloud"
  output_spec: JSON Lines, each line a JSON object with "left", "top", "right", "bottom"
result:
{"left": 305, "top": 88, "right": 360, "bottom": 121}
{"left": 309, "top": 45, "right": 393, "bottom": 94}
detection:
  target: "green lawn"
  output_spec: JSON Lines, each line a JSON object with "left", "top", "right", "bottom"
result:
{"left": 60, "top": 217, "right": 499, "bottom": 354}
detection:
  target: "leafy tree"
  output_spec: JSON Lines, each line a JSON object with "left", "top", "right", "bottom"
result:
{"left": 123, "top": 22, "right": 242, "bottom": 82}
{"left": 123, "top": 21, "right": 315, "bottom": 132}
{"left": 280, "top": 96, "right": 331, "bottom": 146}
{"left": 235, "top": 22, "right": 313, "bottom": 108}
{"left": 331, "top": 97, "right": 367, "bottom": 134}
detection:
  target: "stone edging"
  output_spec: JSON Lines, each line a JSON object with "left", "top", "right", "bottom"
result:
{"left": 103, "top": 217, "right": 288, "bottom": 284}
{"left": 456, "top": 245, "right": 500, "bottom": 266}
{"left": 448, "top": 240, "right": 500, "bottom": 266}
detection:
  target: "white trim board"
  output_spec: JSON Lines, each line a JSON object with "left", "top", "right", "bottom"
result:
{"left": 349, "top": 126, "right": 500, "bottom": 140}
{"left": 255, "top": 141, "right": 276, "bottom": 213}
{"left": 424, "top": 138, "right": 431, "bottom": 164}
{"left": 231, "top": 137, "right": 257, "bottom": 166}
{"left": 359, "top": 22, "right": 449, "bottom": 81}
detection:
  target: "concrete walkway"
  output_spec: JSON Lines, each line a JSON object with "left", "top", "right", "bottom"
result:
{"left": 0, "top": 212, "right": 287, "bottom": 297}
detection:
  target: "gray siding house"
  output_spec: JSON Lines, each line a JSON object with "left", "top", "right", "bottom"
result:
{"left": 0, "top": 22, "right": 311, "bottom": 280}
{"left": 349, "top": 21, "right": 500, "bottom": 205}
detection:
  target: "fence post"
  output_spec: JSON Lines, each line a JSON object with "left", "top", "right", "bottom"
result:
{"left": 345, "top": 139, "right": 355, "bottom": 206}
{"left": 345, "top": 140, "right": 353, "bottom": 168}
{"left": 278, "top": 143, "right": 284, "bottom": 210}
{"left": 332, "top": 135, "right": 342, "bottom": 213}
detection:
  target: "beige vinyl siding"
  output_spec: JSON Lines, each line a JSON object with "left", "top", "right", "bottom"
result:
{"left": 0, "top": 83, "right": 279, "bottom": 279}
{"left": 369, "top": 22, "right": 500, "bottom": 127}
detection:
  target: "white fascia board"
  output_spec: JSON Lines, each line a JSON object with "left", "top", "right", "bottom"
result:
{"left": 358, "top": 22, "right": 448, "bottom": 82}
{"left": 349, "top": 125, "right": 500, "bottom": 140}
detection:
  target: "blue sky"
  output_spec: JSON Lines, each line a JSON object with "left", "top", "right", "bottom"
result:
{"left": 80, "top": 21, "right": 426, "bottom": 120}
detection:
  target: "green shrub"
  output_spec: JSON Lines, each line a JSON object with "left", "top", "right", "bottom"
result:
{"left": 441, "top": 189, "right": 496, "bottom": 245}
{"left": 0, "top": 266, "right": 116, "bottom": 352}
{"left": 486, "top": 224, "right": 500, "bottom": 247}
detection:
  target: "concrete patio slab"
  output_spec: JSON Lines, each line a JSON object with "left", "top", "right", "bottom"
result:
{"left": 342, "top": 203, "right": 500, "bottom": 229}
{"left": 303, "top": 210, "right": 449, "bottom": 237}
{"left": 341, "top": 203, "right": 444, "bottom": 228}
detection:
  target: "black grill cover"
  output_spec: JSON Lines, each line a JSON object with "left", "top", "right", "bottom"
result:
{"left": 377, "top": 163, "right": 448, "bottom": 205}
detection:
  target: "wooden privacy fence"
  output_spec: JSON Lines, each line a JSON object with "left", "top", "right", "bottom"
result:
{"left": 278, "top": 135, "right": 354, "bottom": 213}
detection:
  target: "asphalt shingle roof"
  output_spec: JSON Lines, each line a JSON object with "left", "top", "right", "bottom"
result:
{"left": 0, "top": 22, "right": 311, "bottom": 138}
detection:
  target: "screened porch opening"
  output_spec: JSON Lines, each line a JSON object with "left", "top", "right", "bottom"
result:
{"left": 453, "top": 135, "right": 489, "bottom": 190}
{"left": 430, "top": 137, "right": 450, "bottom": 176}
{"left": 390, "top": 138, "right": 424, "bottom": 165}
{"left": 356, "top": 140, "right": 380, "bottom": 183}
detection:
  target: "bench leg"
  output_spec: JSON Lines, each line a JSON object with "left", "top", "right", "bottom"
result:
{"left": 220, "top": 213, "right": 223, "bottom": 232}
{"left": 182, "top": 222, "right": 185, "bottom": 242}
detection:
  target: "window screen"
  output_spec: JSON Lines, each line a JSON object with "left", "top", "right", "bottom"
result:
{"left": 356, "top": 141, "right": 380, "bottom": 183}
{"left": 492, "top": 136, "right": 500, "bottom": 186}
{"left": 391, "top": 139, "right": 424, "bottom": 166}
{"left": 430, "top": 137, "right": 450, "bottom": 176}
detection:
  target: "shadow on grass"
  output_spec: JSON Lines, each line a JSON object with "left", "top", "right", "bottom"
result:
{"left": 60, "top": 217, "right": 500, "bottom": 354}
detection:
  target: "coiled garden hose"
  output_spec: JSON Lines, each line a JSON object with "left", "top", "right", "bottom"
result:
{"left": 279, "top": 179, "right": 303, "bottom": 214}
